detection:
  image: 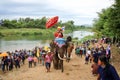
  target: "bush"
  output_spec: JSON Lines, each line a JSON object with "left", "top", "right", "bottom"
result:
{"left": 22, "top": 32, "right": 30, "bottom": 36}
{"left": 34, "top": 32, "right": 42, "bottom": 35}
{"left": 0, "top": 32, "right": 4, "bottom": 37}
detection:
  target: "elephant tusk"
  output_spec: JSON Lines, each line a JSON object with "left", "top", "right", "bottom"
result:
{"left": 58, "top": 53, "right": 66, "bottom": 60}
{"left": 64, "top": 54, "right": 67, "bottom": 58}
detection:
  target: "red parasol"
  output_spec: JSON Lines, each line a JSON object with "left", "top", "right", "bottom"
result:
{"left": 46, "top": 16, "right": 59, "bottom": 29}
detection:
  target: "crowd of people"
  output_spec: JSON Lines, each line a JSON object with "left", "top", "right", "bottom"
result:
{"left": 0, "top": 46, "right": 54, "bottom": 73}
{"left": 75, "top": 37, "right": 120, "bottom": 80}
{"left": 0, "top": 26, "right": 65, "bottom": 73}
{"left": 0, "top": 50, "right": 26, "bottom": 72}
{"left": 0, "top": 28, "right": 120, "bottom": 79}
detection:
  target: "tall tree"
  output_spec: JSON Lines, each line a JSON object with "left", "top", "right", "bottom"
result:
{"left": 107, "top": 0, "right": 120, "bottom": 38}
{"left": 93, "top": 0, "right": 120, "bottom": 39}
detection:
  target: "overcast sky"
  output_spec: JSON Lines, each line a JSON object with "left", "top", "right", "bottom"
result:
{"left": 0, "top": 0, "right": 114, "bottom": 25}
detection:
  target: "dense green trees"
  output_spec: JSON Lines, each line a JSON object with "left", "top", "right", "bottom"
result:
{"left": 0, "top": 17, "right": 75, "bottom": 30}
{"left": 93, "top": 0, "right": 120, "bottom": 41}
{"left": 0, "top": 16, "right": 91, "bottom": 39}
{"left": 0, "top": 17, "right": 47, "bottom": 29}
{"left": 0, "top": 16, "right": 91, "bottom": 32}
{"left": 108, "top": 0, "right": 120, "bottom": 39}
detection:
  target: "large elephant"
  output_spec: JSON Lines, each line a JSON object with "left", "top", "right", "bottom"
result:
{"left": 55, "top": 44, "right": 66, "bottom": 72}
{"left": 50, "top": 39, "right": 67, "bottom": 72}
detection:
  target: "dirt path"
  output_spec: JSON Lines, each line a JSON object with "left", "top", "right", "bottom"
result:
{"left": 0, "top": 50, "right": 97, "bottom": 80}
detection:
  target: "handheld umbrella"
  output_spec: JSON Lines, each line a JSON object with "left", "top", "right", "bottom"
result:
{"left": 46, "top": 16, "right": 59, "bottom": 29}
{"left": 0, "top": 52, "right": 8, "bottom": 57}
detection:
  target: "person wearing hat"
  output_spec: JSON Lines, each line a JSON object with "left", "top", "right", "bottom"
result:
{"left": 54, "top": 26, "right": 63, "bottom": 38}
{"left": 97, "top": 55, "right": 120, "bottom": 80}
{"left": 45, "top": 50, "right": 53, "bottom": 72}
{"left": 54, "top": 26, "right": 66, "bottom": 47}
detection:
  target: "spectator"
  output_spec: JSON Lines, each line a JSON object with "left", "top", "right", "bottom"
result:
{"left": 45, "top": 50, "right": 53, "bottom": 72}
{"left": 28, "top": 55, "right": 33, "bottom": 68}
{"left": 33, "top": 56, "right": 38, "bottom": 67}
{"left": 97, "top": 55, "right": 120, "bottom": 80}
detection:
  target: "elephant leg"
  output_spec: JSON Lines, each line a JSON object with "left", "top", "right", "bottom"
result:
{"left": 53, "top": 58, "right": 56, "bottom": 69}
{"left": 66, "top": 52, "right": 71, "bottom": 62}
{"left": 53, "top": 54, "right": 59, "bottom": 69}
{"left": 60, "top": 60, "right": 64, "bottom": 72}
{"left": 68, "top": 53, "right": 71, "bottom": 60}
{"left": 58, "top": 60, "right": 61, "bottom": 69}
{"left": 56, "top": 57, "right": 59, "bottom": 69}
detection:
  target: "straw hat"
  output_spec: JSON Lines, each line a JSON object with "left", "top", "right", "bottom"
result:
{"left": 57, "top": 26, "right": 62, "bottom": 31}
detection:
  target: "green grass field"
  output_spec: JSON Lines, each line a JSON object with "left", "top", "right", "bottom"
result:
{"left": 0, "top": 28, "right": 56, "bottom": 40}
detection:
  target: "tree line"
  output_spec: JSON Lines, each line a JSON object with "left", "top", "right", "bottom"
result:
{"left": 0, "top": 17, "right": 91, "bottom": 30}
{"left": 93, "top": 0, "right": 120, "bottom": 43}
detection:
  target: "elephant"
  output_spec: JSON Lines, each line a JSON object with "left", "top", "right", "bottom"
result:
{"left": 50, "top": 36, "right": 73, "bottom": 72}
{"left": 65, "top": 36, "right": 74, "bottom": 62}
{"left": 66, "top": 41, "right": 74, "bottom": 62}
{"left": 55, "top": 44, "right": 66, "bottom": 72}
{"left": 50, "top": 39, "right": 67, "bottom": 72}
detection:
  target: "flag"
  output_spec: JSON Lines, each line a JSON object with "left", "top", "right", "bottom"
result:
{"left": 62, "top": 26, "right": 65, "bottom": 32}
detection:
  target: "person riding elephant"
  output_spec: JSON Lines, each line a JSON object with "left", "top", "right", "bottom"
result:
{"left": 50, "top": 27, "right": 74, "bottom": 71}
{"left": 54, "top": 26, "right": 66, "bottom": 50}
{"left": 50, "top": 27, "right": 67, "bottom": 72}
{"left": 54, "top": 27, "right": 63, "bottom": 38}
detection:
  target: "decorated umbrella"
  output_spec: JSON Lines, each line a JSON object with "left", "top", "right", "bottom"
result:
{"left": 0, "top": 52, "right": 8, "bottom": 57}
{"left": 46, "top": 16, "right": 59, "bottom": 29}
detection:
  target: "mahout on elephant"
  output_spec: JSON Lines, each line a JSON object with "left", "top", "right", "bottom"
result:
{"left": 49, "top": 36, "right": 74, "bottom": 72}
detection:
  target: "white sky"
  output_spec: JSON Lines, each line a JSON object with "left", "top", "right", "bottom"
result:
{"left": 0, "top": 0, "right": 114, "bottom": 25}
